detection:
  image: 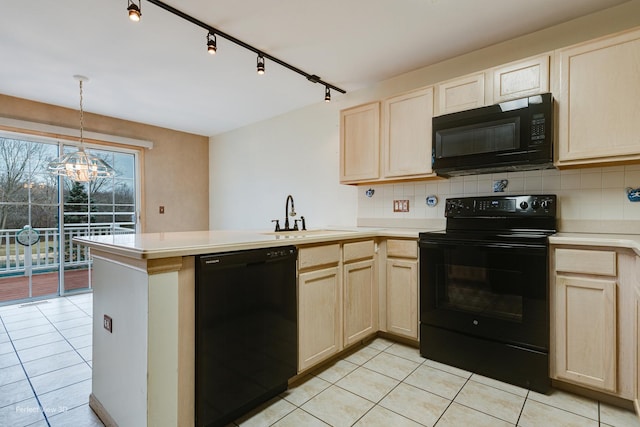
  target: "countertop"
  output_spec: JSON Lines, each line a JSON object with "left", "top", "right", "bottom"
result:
{"left": 75, "top": 227, "right": 640, "bottom": 260}
{"left": 74, "top": 227, "right": 430, "bottom": 260}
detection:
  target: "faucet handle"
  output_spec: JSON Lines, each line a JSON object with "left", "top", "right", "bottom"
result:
{"left": 300, "top": 216, "right": 306, "bottom": 231}
{"left": 293, "top": 220, "right": 299, "bottom": 231}
{"left": 271, "top": 219, "right": 280, "bottom": 232}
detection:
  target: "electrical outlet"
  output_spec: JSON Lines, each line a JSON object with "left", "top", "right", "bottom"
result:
{"left": 103, "top": 315, "right": 112, "bottom": 333}
{"left": 159, "top": 206, "right": 165, "bottom": 214}
{"left": 393, "top": 199, "right": 410, "bottom": 212}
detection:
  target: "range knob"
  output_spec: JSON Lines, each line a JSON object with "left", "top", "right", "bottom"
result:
{"left": 541, "top": 200, "right": 551, "bottom": 209}
{"left": 519, "top": 201, "right": 529, "bottom": 210}
{"left": 531, "top": 200, "right": 540, "bottom": 210}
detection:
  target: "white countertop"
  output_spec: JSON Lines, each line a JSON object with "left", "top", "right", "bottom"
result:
{"left": 550, "top": 232, "right": 640, "bottom": 255}
{"left": 74, "top": 227, "right": 429, "bottom": 260}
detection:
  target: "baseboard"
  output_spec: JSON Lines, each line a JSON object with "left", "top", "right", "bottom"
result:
{"left": 89, "top": 393, "right": 119, "bottom": 427}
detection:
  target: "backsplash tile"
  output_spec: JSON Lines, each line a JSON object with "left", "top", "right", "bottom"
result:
{"left": 357, "top": 166, "right": 640, "bottom": 230}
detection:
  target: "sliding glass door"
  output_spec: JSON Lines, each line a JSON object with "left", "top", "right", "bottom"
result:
{"left": 0, "top": 135, "right": 139, "bottom": 305}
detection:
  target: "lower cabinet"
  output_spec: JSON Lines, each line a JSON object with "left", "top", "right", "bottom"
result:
{"left": 343, "top": 240, "right": 377, "bottom": 346}
{"left": 385, "top": 239, "right": 419, "bottom": 340}
{"left": 552, "top": 246, "right": 637, "bottom": 401}
{"left": 298, "top": 245, "right": 342, "bottom": 372}
{"left": 554, "top": 275, "right": 617, "bottom": 392}
{"left": 636, "top": 285, "right": 640, "bottom": 413}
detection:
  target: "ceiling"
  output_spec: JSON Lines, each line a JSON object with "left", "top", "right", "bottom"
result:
{"left": 0, "top": 0, "right": 630, "bottom": 136}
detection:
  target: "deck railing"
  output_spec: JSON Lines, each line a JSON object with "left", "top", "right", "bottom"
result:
{"left": 0, "top": 224, "right": 134, "bottom": 275}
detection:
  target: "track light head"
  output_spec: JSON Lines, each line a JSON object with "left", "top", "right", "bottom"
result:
{"left": 207, "top": 32, "right": 217, "bottom": 55}
{"left": 257, "top": 54, "right": 265, "bottom": 75}
{"left": 324, "top": 87, "right": 331, "bottom": 103}
{"left": 127, "top": 0, "right": 141, "bottom": 22}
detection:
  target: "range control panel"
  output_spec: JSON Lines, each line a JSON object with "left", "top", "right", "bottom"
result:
{"left": 445, "top": 195, "right": 556, "bottom": 218}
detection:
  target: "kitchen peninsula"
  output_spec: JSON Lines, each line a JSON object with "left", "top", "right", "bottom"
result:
{"left": 75, "top": 228, "right": 408, "bottom": 427}
{"left": 76, "top": 229, "right": 640, "bottom": 426}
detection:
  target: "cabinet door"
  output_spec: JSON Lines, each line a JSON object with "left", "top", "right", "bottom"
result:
{"left": 340, "top": 102, "right": 380, "bottom": 183}
{"left": 386, "top": 259, "right": 418, "bottom": 339}
{"left": 492, "top": 54, "right": 550, "bottom": 103}
{"left": 435, "top": 73, "right": 485, "bottom": 115}
{"left": 555, "top": 275, "right": 617, "bottom": 392}
{"left": 298, "top": 266, "right": 341, "bottom": 371}
{"left": 635, "top": 286, "right": 640, "bottom": 412}
{"left": 382, "top": 87, "right": 435, "bottom": 178}
{"left": 344, "top": 259, "right": 377, "bottom": 346}
{"left": 556, "top": 29, "right": 640, "bottom": 165}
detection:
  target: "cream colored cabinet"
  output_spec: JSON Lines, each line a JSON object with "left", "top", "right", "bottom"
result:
{"left": 382, "top": 87, "right": 435, "bottom": 179}
{"left": 343, "top": 240, "right": 377, "bottom": 346}
{"left": 490, "top": 54, "right": 550, "bottom": 103}
{"left": 297, "top": 244, "right": 342, "bottom": 372}
{"left": 555, "top": 27, "right": 640, "bottom": 166}
{"left": 340, "top": 102, "right": 380, "bottom": 183}
{"left": 552, "top": 246, "right": 638, "bottom": 400}
{"left": 435, "top": 73, "right": 485, "bottom": 115}
{"left": 385, "top": 239, "right": 419, "bottom": 340}
{"left": 635, "top": 284, "right": 640, "bottom": 414}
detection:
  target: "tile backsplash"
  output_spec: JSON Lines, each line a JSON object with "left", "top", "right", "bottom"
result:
{"left": 357, "top": 165, "right": 640, "bottom": 233}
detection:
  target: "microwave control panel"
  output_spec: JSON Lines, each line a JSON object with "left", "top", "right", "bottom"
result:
{"left": 530, "top": 113, "right": 546, "bottom": 142}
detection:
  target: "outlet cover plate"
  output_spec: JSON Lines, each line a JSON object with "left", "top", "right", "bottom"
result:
{"left": 393, "top": 199, "right": 410, "bottom": 212}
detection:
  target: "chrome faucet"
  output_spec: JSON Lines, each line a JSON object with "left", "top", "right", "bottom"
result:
{"left": 284, "top": 194, "right": 296, "bottom": 230}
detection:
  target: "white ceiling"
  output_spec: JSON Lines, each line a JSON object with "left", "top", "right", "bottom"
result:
{"left": 0, "top": 0, "right": 629, "bottom": 136}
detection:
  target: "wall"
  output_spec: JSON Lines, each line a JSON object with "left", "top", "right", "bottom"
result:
{"left": 209, "top": 0, "right": 640, "bottom": 232}
{"left": 0, "top": 94, "right": 209, "bottom": 233}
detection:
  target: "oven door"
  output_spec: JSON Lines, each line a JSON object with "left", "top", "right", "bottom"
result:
{"left": 419, "top": 238, "right": 548, "bottom": 351}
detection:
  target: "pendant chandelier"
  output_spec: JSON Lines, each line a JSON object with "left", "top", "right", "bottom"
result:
{"left": 48, "top": 75, "right": 116, "bottom": 182}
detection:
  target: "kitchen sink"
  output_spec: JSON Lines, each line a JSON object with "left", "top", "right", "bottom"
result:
{"left": 261, "top": 229, "right": 357, "bottom": 237}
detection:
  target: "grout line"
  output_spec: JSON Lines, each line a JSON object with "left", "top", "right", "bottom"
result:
{"left": 0, "top": 315, "right": 51, "bottom": 427}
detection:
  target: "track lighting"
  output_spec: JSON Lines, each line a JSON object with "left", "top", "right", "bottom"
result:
{"left": 207, "top": 32, "right": 217, "bottom": 55}
{"left": 130, "top": 0, "right": 346, "bottom": 102}
{"left": 256, "top": 54, "right": 265, "bottom": 75}
{"left": 127, "top": 0, "right": 142, "bottom": 22}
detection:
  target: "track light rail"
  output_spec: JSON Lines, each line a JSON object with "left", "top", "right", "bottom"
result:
{"left": 145, "top": 0, "right": 346, "bottom": 94}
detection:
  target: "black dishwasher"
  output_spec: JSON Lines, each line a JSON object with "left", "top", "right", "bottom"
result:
{"left": 195, "top": 246, "right": 298, "bottom": 427}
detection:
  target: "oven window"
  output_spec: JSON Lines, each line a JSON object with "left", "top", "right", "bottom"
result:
{"left": 439, "top": 263, "right": 523, "bottom": 322}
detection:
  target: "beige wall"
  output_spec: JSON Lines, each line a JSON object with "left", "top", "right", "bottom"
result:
{"left": 0, "top": 94, "right": 209, "bottom": 233}
{"left": 210, "top": 0, "right": 640, "bottom": 231}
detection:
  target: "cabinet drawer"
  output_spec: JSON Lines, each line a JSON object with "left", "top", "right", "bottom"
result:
{"left": 343, "top": 240, "right": 375, "bottom": 263}
{"left": 387, "top": 239, "right": 417, "bottom": 259}
{"left": 555, "top": 248, "right": 617, "bottom": 276}
{"left": 299, "top": 244, "right": 340, "bottom": 270}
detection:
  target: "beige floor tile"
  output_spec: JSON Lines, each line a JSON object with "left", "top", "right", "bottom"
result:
{"left": 437, "top": 402, "right": 513, "bottom": 427}
{"left": 271, "top": 408, "right": 329, "bottom": 427}
{"left": 343, "top": 346, "right": 381, "bottom": 366}
{"left": 336, "top": 366, "right": 400, "bottom": 403}
{"left": 0, "top": 378, "right": 35, "bottom": 408}
{"left": 0, "top": 364, "right": 27, "bottom": 386}
{"left": 383, "top": 343, "right": 424, "bottom": 364}
{"left": 365, "top": 337, "right": 395, "bottom": 351}
{"left": 302, "top": 385, "right": 374, "bottom": 427}
{"left": 363, "top": 352, "right": 420, "bottom": 381}
{"left": 313, "top": 359, "right": 358, "bottom": 383}
{"left": 235, "top": 397, "right": 296, "bottom": 427}
{"left": 29, "top": 362, "right": 92, "bottom": 396}
{"left": 0, "top": 397, "right": 46, "bottom": 426}
{"left": 518, "top": 399, "right": 598, "bottom": 427}
{"left": 454, "top": 379, "right": 525, "bottom": 424}
{"left": 469, "top": 373, "right": 528, "bottom": 397}
{"left": 379, "top": 382, "right": 449, "bottom": 426}
{"left": 599, "top": 402, "right": 640, "bottom": 427}
{"left": 38, "top": 379, "right": 91, "bottom": 416}
{"left": 282, "top": 375, "right": 331, "bottom": 406}
{"left": 527, "top": 388, "right": 598, "bottom": 421}
{"left": 22, "top": 350, "right": 84, "bottom": 378}
{"left": 353, "top": 405, "right": 423, "bottom": 427}
{"left": 404, "top": 364, "right": 467, "bottom": 400}
{"left": 423, "top": 358, "right": 472, "bottom": 379}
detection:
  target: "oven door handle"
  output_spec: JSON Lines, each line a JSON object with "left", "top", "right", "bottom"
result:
{"left": 419, "top": 240, "right": 547, "bottom": 251}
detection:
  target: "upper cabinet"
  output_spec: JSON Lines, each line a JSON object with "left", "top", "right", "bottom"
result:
{"left": 340, "top": 87, "right": 435, "bottom": 184}
{"left": 555, "top": 27, "right": 640, "bottom": 166}
{"left": 491, "top": 54, "right": 550, "bottom": 103}
{"left": 382, "top": 87, "right": 435, "bottom": 179}
{"left": 340, "top": 102, "right": 380, "bottom": 183}
{"left": 435, "top": 73, "right": 485, "bottom": 116}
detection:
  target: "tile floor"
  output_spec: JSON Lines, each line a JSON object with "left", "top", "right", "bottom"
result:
{"left": 1, "top": 294, "right": 639, "bottom": 427}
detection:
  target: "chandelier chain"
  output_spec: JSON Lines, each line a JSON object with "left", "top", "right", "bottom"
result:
{"left": 79, "top": 80, "right": 84, "bottom": 144}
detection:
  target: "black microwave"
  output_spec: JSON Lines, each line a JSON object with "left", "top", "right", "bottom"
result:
{"left": 432, "top": 93, "right": 554, "bottom": 177}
